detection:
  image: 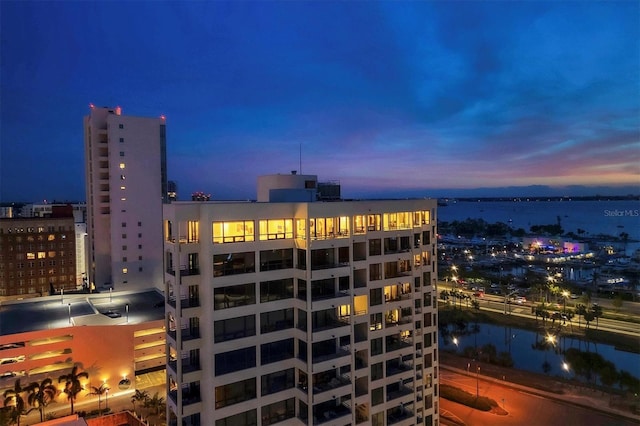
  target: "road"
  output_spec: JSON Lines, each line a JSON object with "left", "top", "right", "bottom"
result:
{"left": 440, "top": 369, "right": 638, "bottom": 426}
{"left": 439, "top": 282, "right": 640, "bottom": 337}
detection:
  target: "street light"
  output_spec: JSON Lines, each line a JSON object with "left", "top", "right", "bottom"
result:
{"left": 562, "top": 290, "right": 569, "bottom": 313}
{"left": 68, "top": 303, "right": 71, "bottom": 324}
{"left": 105, "top": 387, "right": 109, "bottom": 411}
{"left": 126, "top": 304, "right": 129, "bottom": 323}
{"left": 476, "top": 365, "right": 481, "bottom": 398}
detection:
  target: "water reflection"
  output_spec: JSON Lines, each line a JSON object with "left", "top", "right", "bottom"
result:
{"left": 439, "top": 322, "right": 640, "bottom": 381}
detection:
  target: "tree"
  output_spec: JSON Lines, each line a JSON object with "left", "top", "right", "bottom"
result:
{"left": 26, "top": 378, "right": 58, "bottom": 423}
{"left": 583, "top": 311, "right": 595, "bottom": 330}
{"left": 612, "top": 295, "right": 623, "bottom": 312}
{"left": 575, "top": 304, "right": 587, "bottom": 329}
{"left": 591, "top": 305, "right": 603, "bottom": 329}
{"left": 143, "top": 392, "right": 165, "bottom": 415}
{"left": 2, "top": 379, "right": 29, "bottom": 426}
{"left": 131, "top": 389, "right": 149, "bottom": 414}
{"left": 87, "top": 383, "right": 110, "bottom": 414}
{"left": 58, "top": 365, "right": 89, "bottom": 415}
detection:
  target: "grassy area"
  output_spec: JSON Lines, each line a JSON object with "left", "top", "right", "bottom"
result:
{"left": 440, "top": 383, "right": 499, "bottom": 411}
{"left": 438, "top": 304, "right": 640, "bottom": 354}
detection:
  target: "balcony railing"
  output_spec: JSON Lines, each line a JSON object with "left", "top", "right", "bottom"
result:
{"left": 166, "top": 266, "right": 200, "bottom": 276}
{"left": 386, "top": 385, "right": 413, "bottom": 402}
{"left": 312, "top": 375, "right": 351, "bottom": 394}
{"left": 387, "top": 408, "right": 414, "bottom": 425}
{"left": 386, "top": 362, "right": 413, "bottom": 377}
{"left": 311, "top": 290, "right": 350, "bottom": 302}
{"left": 312, "top": 318, "right": 350, "bottom": 333}
{"left": 386, "top": 338, "right": 413, "bottom": 353}
{"left": 312, "top": 347, "right": 350, "bottom": 364}
{"left": 313, "top": 403, "right": 351, "bottom": 425}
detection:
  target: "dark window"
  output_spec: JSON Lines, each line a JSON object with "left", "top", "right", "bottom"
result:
{"left": 372, "top": 387, "right": 383, "bottom": 405}
{"left": 215, "top": 378, "right": 256, "bottom": 408}
{"left": 118, "top": 124, "right": 124, "bottom": 129}
{"left": 369, "top": 263, "right": 382, "bottom": 281}
{"left": 371, "top": 337, "right": 383, "bottom": 356}
{"left": 371, "top": 362, "right": 383, "bottom": 381}
{"left": 215, "top": 347, "right": 256, "bottom": 376}
{"left": 214, "top": 283, "right": 255, "bottom": 310}
{"left": 260, "top": 278, "right": 293, "bottom": 302}
{"left": 214, "top": 315, "right": 255, "bottom": 343}
{"left": 261, "top": 308, "right": 294, "bottom": 333}
{"left": 297, "top": 248, "right": 306, "bottom": 269}
{"left": 261, "top": 338, "right": 294, "bottom": 365}
{"left": 213, "top": 251, "right": 255, "bottom": 277}
{"left": 370, "top": 288, "right": 382, "bottom": 306}
{"left": 310, "top": 248, "right": 336, "bottom": 270}
{"left": 369, "top": 239, "right": 381, "bottom": 256}
{"left": 260, "top": 249, "right": 293, "bottom": 271}
{"left": 215, "top": 409, "right": 257, "bottom": 426}
{"left": 261, "top": 398, "right": 295, "bottom": 426}
{"left": 261, "top": 368, "right": 295, "bottom": 396}
{"left": 119, "top": 137, "right": 124, "bottom": 143}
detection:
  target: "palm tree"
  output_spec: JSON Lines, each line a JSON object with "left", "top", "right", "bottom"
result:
{"left": 130, "top": 389, "right": 149, "bottom": 414}
{"left": 143, "top": 392, "right": 165, "bottom": 415}
{"left": 26, "top": 378, "right": 58, "bottom": 423}
{"left": 591, "top": 304, "right": 603, "bottom": 329}
{"left": 575, "top": 304, "right": 587, "bottom": 329}
{"left": 2, "top": 379, "right": 29, "bottom": 426}
{"left": 58, "top": 365, "right": 89, "bottom": 415}
{"left": 87, "top": 383, "right": 110, "bottom": 414}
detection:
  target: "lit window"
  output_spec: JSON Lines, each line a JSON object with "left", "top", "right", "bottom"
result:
{"left": 213, "top": 221, "right": 255, "bottom": 243}
{"left": 120, "top": 175, "right": 125, "bottom": 180}
{"left": 120, "top": 186, "right": 126, "bottom": 190}
{"left": 122, "top": 268, "right": 128, "bottom": 274}
{"left": 259, "top": 219, "right": 293, "bottom": 240}
{"left": 37, "top": 252, "right": 46, "bottom": 259}
{"left": 26, "top": 253, "right": 35, "bottom": 260}
{"left": 121, "top": 197, "right": 126, "bottom": 201}
{"left": 119, "top": 163, "right": 125, "bottom": 169}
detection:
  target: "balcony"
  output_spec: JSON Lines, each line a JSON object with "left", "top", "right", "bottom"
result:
{"left": 386, "top": 385, "right": 413, "bottom": 402}
{"left": 168, "top": 328, "right": 200, "bottom": 342}
{"left": 387, "top": 408, "right": 414, "bottom": 425}
{"left": 168, "top": 297, "right": 200, "bottom": 309}
{"left": 386, "top": 360, "right": 413, "bottom": 377}
{"left": 166, "top": 266, "right": 200, "bottom": 277}
{"left": 313, "top": 402, "right": 351, "bottom": 425}
{"left": 312, "top": 347, "right": 350, "bottom": 364}
{"left": 312, "top": 375, "right": 351, "bottom": 394}
{"left": 385, "top": 337, "right": 412, "bottom": 353}
{"left": 312, "top": 318, "right": 349, "bottom": 333}
{"left": 311, "top": 290, "right": 350, "bottom": 302}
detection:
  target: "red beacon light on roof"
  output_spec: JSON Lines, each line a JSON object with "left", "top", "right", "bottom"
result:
{"left": 115, "top": 106, "right": 122, "bottom": 116}
{"left": 89, "top": 103, "right": 95, "bottom": 109}
{"left": 160, "top": 115, "right": 166, "bottom": 121}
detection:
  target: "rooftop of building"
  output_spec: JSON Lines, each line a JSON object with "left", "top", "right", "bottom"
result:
{"left": 0, "top": 288, "right": 164, "bottom": 336}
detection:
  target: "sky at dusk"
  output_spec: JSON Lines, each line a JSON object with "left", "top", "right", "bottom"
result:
{"left": 1, "top": 1, "right": 638, "bottom": 202}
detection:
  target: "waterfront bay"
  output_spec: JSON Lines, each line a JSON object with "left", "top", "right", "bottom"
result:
{"left": 438, "top": 199, "right": 640, "bottom": 254}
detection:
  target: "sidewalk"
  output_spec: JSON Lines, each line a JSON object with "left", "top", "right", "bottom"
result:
{"left": 440, "top": 352, "right": 640, "bottom": 424}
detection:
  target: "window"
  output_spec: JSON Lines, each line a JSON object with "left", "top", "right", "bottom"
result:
{"left": 370, "top": 288, "right": 382, "bottom": 306}
{"left": 354, "top": 215, "right": 366, "bottom": 234}
{"left": 118, "top": 124, "right": 124, "bottom": 129}
{"left": 213, "top": 220, "right": 255, "bottom": 243}
{"left": 259, "top": 219, "right": 293, "bottom": 240}
{"left": 214, "top": 283, "right": 255, "bottom": 310}
{"left": 370, "top": 313, "right": 382, "bottom": 330}
{"left": 215, "top": 347, "right": 256, "bottom": 375}
{"left": 371, "top": 338, "right": 383, "bottom": 356}
{"left": 215, "top": 410, "right": 256, "bottom": 426}
{"left": 119, "top": 163, "right": 125, "bottom": 169}
{"left": 261, "top": 308, "right": 294, "bottom": 333}
{"left": 260, "top": 249, "right": 293, "bottom": 271}
{"left": 215, "top": 378, "right": 256, "bottom": 409}
{"left": 371, "top": 362, "right": 383, "bottom": 380}
{"left": 296, "top": 219, "right": 306, "bottom": 239}
{"left": 371, "top": 387, "right": 383, "bottom": 405}
{"left": 369, "top": 263, "right": 382, "bottom": 281}
{"left": 214, "top": 315, "right": 255, "bottom": 343}
{"left": 260, "top": 278, "right": 293, "bottom": 302}
{"left": 261, "top": 368, "right": 294, "bottom": 396}
{"left": 261, "top": 338, "right": 294, "bottom": 365}
{"left": 187, "top": 220, "right": 199, "bottom": 242}
{"left": 261, "top": 398, "right": 295, "bottom": 425}
{"left": 213, "top": 251, "right": 255, "bottom": 277}
{"left": 122, "top": 222, "right": 126, "bottom": 228}
{"left": 369, "top": 238, "right": 382, "bottom": 256}
{"left": 119, "top": 151, "right": 125, "bottom": 157}
{"left": 119, "top": 137, "right": 124, "bottom": 143}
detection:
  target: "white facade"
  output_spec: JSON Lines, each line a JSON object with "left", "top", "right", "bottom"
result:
{"left": 163, "top": 199, "right": 439, "bottom": 426}
{"left": 84, "top": 106, "right": 167, "bottom": 291}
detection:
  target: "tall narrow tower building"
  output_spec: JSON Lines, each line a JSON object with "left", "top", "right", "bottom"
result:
{"left": 84, "top": 105, "right": 167, "bottom": 290}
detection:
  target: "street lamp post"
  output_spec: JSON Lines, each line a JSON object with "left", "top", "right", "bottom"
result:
{"left": 109, "top": 287, "right": 113, "bottom": 303}
{"left": 126, "top": 304, "right": 129, "bottom": 323}
{"left": 476, "top": 365, "right": 481, "bottom": 398}
{"left": 68, "top": 303, "right": 71, "bottom": 324}
{"left": 105, "top": 388, "right": 109, "bottom": 411}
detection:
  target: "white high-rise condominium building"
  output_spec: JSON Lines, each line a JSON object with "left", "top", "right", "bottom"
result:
{"left": 164, "top": 175, "right": 439, "bottom": 426}
{"left": 84, "top": 105, "right": 167, "bottom": 291}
